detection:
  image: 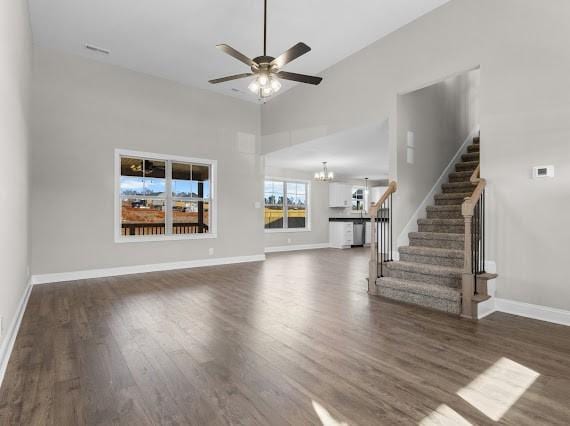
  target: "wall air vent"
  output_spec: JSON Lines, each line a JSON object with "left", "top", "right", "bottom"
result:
{"left": 85, "top": 44, "right": 110, "bottom": 55}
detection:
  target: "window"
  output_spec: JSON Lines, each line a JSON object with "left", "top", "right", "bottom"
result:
{"left": 115, "top": 150, "right": 216, "bottom": 241}
{"left": 264, "top": 179, "right": 309, "bottom": 231}
{"left": 352, "top": 186, "right": 364, "bottom": 212}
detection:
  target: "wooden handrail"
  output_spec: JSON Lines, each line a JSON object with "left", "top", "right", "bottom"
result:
{"left": 462, "top": 163, "right": 485, "bottom": 217}
{"left": 368, "top": 181, "right": 397, "bottom": 294}
{"left": 369, "top": 181, "right": 397, "bottom": 217}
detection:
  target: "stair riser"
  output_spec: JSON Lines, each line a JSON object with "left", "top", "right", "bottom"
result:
{"left": 385, "top": 268, "right": 461, "bottom": 288}
{"left": 442, "top": 185, "right": 476, "bottom": 194}
{"left": 399, "top": 253, "right": 464, "bottom": 268}
{"left": 455, "top": 162, "right": 478, "bottom": 172}
{"left": 418, "top": 224, "right": 465, "bottom": 234}
{"left": 449, "top": 175, "right": 472, "bottom": 183}
{"left": 426, "top": 210, "right": 463, "bottom": 219}
{"left": 435, "top": 198, "right": 465, "bottom": 206}
{"left": 377, "top": 287, "right": 461, "bottom": 315}
{"left": 467, "top": 145, "right": 480, "bottom": 153}
{"left": 461, "top": 153, "right": 480, "bottom": 162}
{"left": 409, "top": 237, "right": 464, "bottom": 250}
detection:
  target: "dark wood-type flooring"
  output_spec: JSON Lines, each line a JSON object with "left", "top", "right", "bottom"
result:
{"left": 1, "top": 248, "right": 569, "bottom": 425}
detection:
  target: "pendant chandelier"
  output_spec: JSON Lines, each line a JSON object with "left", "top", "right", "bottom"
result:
{"left": 314, "top": 162, "right": 334, "bottom": 181}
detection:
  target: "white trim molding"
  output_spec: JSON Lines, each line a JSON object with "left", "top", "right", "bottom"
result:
{"left": 0, "top": 281, "right": 32, "bottom": 389}
{"left": 32, "top": 254, "right": 266, "bottom": 285}
{"left": 397, "top": 126, "right": 480, "bottom": 248}
{"left": 265, "top": 243, "right": 330, "bottom": 253}
{"left": 115, "top": 148, "right": 218, "bottom": 243}
{"left": 494, "top": 299, "right": 570, "bottom": 327}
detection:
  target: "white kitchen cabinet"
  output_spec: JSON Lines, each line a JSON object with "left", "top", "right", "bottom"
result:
{"left": 329, "top": 222, "right": 353, "bottom": 249}
{"left": 365, "top": 222, "right": 371, "bottom": 245}
{"left": 329, "top": 183, "right": 352, "bottom": 208}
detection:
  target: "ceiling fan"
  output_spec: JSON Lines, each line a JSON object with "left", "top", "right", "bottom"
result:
{"left": 208, "top": 0, "right": 322, "bottom": 98}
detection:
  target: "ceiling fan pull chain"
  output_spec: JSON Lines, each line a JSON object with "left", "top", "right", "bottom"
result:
{"left": 263, "top": 0, "right": 267, "bottom": 56}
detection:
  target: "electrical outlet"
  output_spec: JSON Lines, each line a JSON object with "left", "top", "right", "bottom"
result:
{"left": 208, "top": 248, "right": 214, "bottom": 256}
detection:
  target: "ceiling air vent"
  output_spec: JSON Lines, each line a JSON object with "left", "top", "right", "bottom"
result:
{"left": 85, "top": 44, "right": 110, "bottom": 55}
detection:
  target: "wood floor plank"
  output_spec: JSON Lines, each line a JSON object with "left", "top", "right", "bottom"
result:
{"left": 1, "top": 248, "right": 569, "bottom": 425}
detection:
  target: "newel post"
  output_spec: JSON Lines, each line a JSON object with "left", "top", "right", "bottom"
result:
{"left": 461, "top": 200, "right": 475, "bottom": 319}
{"left": 368, "top": 206, "right": 378, "bottom": 295}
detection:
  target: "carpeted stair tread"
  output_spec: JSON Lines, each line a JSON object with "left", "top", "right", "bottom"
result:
{"left": 442, "top": 182, "right": 477, "bottom": 193}
{"left": 409, "top": 232, "right": 464, "bottom": 241}
{"left": 448, "top": 171, "right": 473, "bottom": 182}
{"left": 461, "top": 152, "right": 480, "bottom": 162}
{"left": 426, "top": 204, "right": 463, "bottom": 219}
{"left": 409, "top": 232, "right": 465, "bottom": 250}
{"left": 418, "top": 218, "right": 464, "bottom": 226}
{"left": 385, "top": 261, "right": 463, "bottom": 278}
{"left": 399, "top": 245, "right": 464, "bottom": 259}
{"left": 434, "top": 193, "right": 471, "bottom": 205}
{"left": 377, "top": 277, "right": 461, "bottom": 302}
{"left": 467, "top": 144, "right": 480, "bottom": 153}
{"left": 455, "top": 161, "right": 479, "bottom": 172}
{"left": 399, "top": 245, "right": 464, "bottom": 267}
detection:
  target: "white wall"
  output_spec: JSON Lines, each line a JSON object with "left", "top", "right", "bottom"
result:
{"left": 262, "top": 0, "right": 570, "bottom": 311}
{"left": 31, "top": 48, "right": 264, "bottom": 275}
{"left": 396, "top": 68, "right": 479, "bottom": 239}
{"left": 0, "top": 0, "right": 32, "bottom": 357}
{"left": 264, "top": 166, "right": 329, "bottom": 249}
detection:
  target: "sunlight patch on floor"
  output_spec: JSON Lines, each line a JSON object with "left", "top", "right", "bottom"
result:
{"left": 419, "top": 404, "right": 472, "bottom": 425}
{"left": 457, "top": 357, "right": 540, "bottom": 421}
{"left": 312, "top": 400, "right": 349, "bottom": 426}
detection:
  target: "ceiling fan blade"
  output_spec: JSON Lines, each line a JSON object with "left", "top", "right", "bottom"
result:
{"left": 271, "top": 42, "right": 311, "bottom": 69}
{"left": 208, "top": 73, "right": 254, "bottom": 84}
{"left": 216, "top": 44, "right": 256, "bottom": 68}
{"left": 277, "top": 71, "right": 322, "bottom": 85}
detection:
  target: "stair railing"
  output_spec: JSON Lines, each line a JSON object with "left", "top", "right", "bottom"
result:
{"left": 368, "top": 181, "right": 397, "bottom": 294}
{"left": 460, "top": 165, "right": 487, "bottom": 318}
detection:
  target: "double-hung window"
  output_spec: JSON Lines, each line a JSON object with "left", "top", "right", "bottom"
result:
{"left": 116, "top": 149, "right": 216, "bottom": 241}
{"left": 264, "top": 179, "right": 309, "bottom": 231}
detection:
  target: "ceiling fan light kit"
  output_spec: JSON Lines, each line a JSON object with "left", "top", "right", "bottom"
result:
{"left": 209, "top": 0, "right": 322, "bottom": 99}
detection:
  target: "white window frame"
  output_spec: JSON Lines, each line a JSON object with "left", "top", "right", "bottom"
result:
{"left": 264, "top": 177, "right": 311, "bottom": 233}
{"left": 351, "top": 185, "right": 365, "bottom": 214}
{"left": 114, "top": 149, "right": 217, "bottom": 243}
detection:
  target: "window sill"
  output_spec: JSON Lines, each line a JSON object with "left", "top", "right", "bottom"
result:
{"left": 115, "top": 233, "right": 217, "bottom": 243}
{"left": 264, "top": 228, "right": 311, "bottom": 234}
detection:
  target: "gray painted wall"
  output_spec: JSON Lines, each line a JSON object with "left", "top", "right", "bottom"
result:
{"left": 261, "top": 0, "right": 570, "bottom": 310}
{"left": 0, "top": 0, "right": 32, "bottom": 351}
{"left": 31, "top": 48, "right": 264, "bottom": 274}
{"left": 396, "top": 68, "right": 479, "bottom": 243}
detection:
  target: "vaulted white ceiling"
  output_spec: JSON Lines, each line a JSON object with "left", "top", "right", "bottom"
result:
{"left": 29, "top": 0, "right": 450, "bottom": 102}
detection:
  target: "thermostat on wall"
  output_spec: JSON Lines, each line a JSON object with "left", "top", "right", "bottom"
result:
{"left": 532, "top": 165, "right": 554, "bottom": 178}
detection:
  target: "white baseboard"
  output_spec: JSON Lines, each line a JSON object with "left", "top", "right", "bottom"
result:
{"left": 0, "top": 281, "right": 32, "bottom": 389}
{"left": 32, "top": 254, "right": 266, "bottom": 285}
{"left": 397, "top": 126, "right": 480, "bottom": 248}
{"left": 265, "top": 243, "right": 330, "bottom": 253}
{"left": 494, "top": 299, "right": 570, "bottom": 327}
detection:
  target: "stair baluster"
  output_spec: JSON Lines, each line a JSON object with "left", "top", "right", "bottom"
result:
{"left": 368, "top": 181, "right": 397, "bottom": 294}
{"left": 461, "top": 164, "right": 489, "bottom": 318}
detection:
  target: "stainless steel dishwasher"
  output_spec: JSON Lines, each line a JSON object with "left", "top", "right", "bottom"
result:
{"left": 352, "top": 221, "right": 365, "bottom": 246}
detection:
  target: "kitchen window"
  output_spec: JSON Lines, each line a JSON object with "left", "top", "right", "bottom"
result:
{"left": 352, "top": 186, "right": 365, "bottom": 212}
{"left": 115, "top": 149, "right": 216, "bottom": 242}
{"left": 264, "top": 179, "right": 309, "bottom": 232}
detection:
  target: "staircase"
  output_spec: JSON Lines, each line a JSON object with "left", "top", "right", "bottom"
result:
{"left": 371, "top": 135, "right": 496, "bottom": 317}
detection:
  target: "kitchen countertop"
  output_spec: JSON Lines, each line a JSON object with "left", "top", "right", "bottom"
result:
{"left": 329, "top": 217, "right": 389, "bottom": 222}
